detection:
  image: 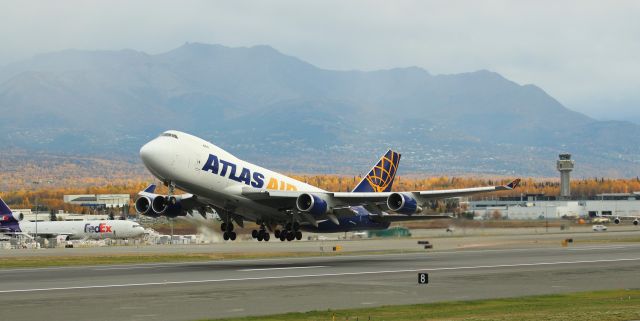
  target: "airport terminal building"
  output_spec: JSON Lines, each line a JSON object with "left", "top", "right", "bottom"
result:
{"left": 468, "top": 154, "right": 640, "bottom": 221}
{"left": 63, "top": 194, "right": 130, "bottom": 208}
{"left": 468, "top": 193, "right": 640, "bottom": 220}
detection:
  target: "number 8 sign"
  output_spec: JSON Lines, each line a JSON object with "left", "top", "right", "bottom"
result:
{"left": 418, "top": 273, "right": 429, "bottom": 284}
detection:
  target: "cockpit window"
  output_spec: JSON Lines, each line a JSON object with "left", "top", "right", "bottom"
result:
{"left": 161, "top": 133, "right": 178, "bottom": 139}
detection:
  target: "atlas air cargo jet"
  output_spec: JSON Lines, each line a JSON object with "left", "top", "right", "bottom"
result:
{"left": 135, "top": 130, "right": 521, "bottom": 242}
{"left": 0, "top": 197, "right": 145, "bottom": 240}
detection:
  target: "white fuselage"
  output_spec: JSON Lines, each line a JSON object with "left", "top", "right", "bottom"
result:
{"left": 140, "top": 131, "right": 325, "bottom": 222}
{"left": 17, "top": 220, "right": 145, "bottom": 240}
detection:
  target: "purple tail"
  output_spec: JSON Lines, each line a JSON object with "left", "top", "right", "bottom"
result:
{"left": 0, "top": 196, "right": 21, "bottom": 233}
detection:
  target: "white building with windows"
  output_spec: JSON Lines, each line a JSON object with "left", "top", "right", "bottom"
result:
{"left": 469, "top": 193, "right": 640, "bottom": 220}
{"left": 63, "top": 194, "right": 130, "bottom": 208}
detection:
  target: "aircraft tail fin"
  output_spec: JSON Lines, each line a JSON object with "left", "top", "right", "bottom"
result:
{"left": 0, "top": 196, "right": 12, "bottom": 216}
{"left": 0, "top": 196, "right": 21, "bottom": 232}
{"left": 143, "top": 184, "right": 157, "bottom": 193}
{"left": 352, "top": 150, "right": 401, "bottom": 193}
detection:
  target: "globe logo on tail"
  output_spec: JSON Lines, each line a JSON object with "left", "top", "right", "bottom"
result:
{"left": 364, "top": 151, "right": 400, "bottom": 192}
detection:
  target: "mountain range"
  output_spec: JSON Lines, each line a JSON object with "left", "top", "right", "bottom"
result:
{"left": 1, "top": 43, "right": 639, "bottom": 177}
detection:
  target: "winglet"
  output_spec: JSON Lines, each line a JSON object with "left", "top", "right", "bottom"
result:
{"left": 143, "top": 184, "right": 157, "bottom": 193}
{"left": 506, "top": 178, "right": 521, "bottom": 189}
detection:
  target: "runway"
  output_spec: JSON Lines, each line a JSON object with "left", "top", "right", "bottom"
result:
{"left": 1, "top": 243, "right": 640, "bottom": 321}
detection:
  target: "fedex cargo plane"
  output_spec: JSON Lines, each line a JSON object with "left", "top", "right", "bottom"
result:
{"left": 0, "top": 197, "right": 145, "bottom": 240}
{"left": 135, "top": 130, "right": 520, "bottom": 242}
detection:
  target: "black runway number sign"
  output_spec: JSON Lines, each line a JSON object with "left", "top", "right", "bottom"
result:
{"left": 418, "top": 273, "right": 429, "bottom": 285}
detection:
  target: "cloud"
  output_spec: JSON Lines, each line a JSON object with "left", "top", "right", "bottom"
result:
{"left": 1, "top": 0, "right": 638, "bottom": 120}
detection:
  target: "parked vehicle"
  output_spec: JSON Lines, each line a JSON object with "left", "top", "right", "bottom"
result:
{"left": 592, "top": 224, "right": 608, "bottom": 232}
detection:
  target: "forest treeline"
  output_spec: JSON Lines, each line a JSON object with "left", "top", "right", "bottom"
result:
{"left": 1, "top": 176, "right": 639, "bottom": 214}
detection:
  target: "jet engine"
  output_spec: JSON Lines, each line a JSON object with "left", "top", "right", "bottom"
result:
{"left": 296, "top": 193, "right": 328, "bottom": 215}
{"left": 634, "top": 219, "right": 639, "bottom": 226}
{"left": 151, "top": 195, "right": 169, "bottom": 214}
{"left": 614, "top": 217, "right": 621, "bottom": 224}
{"left": 133, "top": 195, "right": 186, "bottom": 218}
{"left": 135, "top": 196, "right": 152, "bottom": 215}
{"left": 387, "top": 193, "right": 422, "bottom": 214}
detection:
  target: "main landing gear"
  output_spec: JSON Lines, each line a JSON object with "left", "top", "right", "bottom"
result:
{"left": 251, "top": 224, "right": 270, "bottom": 242}
{"left": 221, "top": 222, "right": 237, "bottom": 241}
{"left": 275, "top": 222, "right": 302, "bottom": 242}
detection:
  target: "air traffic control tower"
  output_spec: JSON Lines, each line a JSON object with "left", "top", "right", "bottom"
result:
{"left": 557, "top": 153, "right": 574, "bottom": 199}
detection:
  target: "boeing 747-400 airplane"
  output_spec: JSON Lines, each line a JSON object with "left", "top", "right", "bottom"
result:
{"left": 135, "top": 130, "right": 520, "bottom": 242}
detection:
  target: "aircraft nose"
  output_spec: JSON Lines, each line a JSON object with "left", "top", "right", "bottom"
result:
{"left": 140, "top": 139, "right": 172, "bottom": 178}
{"left": 139, "top": 140, "right": 158, "bottom": 167}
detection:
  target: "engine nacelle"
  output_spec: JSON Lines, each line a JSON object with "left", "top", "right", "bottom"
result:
{"left": 614, "top": 217, "right": 621, "bottom": 224}
{"left": 387, "top": 193, "right": 421, "bottom": 215}
{"left": 135, "top": 196, "right": 152, "bottom": 215}
{"left": 152, "top": 195, "right": 168, "bottom": 214}
{"left": 634, "top": 219, "right": 639, "bottom": 226}
{"left": 296, "top": 193, "right": 328, "bottom": 216}
{"left": 149, "top": 195, "right": 186, "bottom": 218}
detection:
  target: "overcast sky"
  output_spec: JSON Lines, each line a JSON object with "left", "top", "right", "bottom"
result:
{"left": 1, "top": 1, "right": 639, "bottom": 122}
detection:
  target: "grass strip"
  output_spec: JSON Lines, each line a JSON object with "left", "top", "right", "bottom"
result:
{"left": 207, "top": 289, "right": 640, "bottom": 321}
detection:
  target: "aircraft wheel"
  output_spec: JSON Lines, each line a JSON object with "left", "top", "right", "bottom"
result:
{"left": 295, "top": 231, "right": 302, "bottom": 240}
{"left": 274, "top": 230, "right": 280, "bottom": 238}
{"left": 263, "top": 233, "right": 270, "bottom": 241}
{"left": 285, "top": 223, "right": 292, "bottom": 231}
{"left": 223, "top": 232, "right": 229, "bottom": 241}
{"left": 286, "top": 233, "right": 294, "bottom": 241}
{"left": 257, "top": 234, "right": 263, "bottom": 241}
{"left": 293, "top": 222, "right": 300, "bottom": 231}
{"left": 229, "top": 232, "right": 237, "bottom": 241}
{"left": 251, "top": 230, "right": 258, "bottom": 238}
{"left": 279, "top": 231, "right": 287, "bottom": 241}
{"left": 227, "top": 223, "right": 234, "bottom": 232}
{"left": 221, "top": 223, "right": 227, "bottom": 232}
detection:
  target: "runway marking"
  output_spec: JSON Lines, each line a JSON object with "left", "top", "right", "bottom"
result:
{"left": 568, "top": 246, "right": 628, "bottom": 251}
{"left": 2, "top": 243, "right": 639, "bottom": 274}
{"left": 228, "top": 308, "right": 245, "bottom": 313}
{"left": 239, "top": 265, "right": 327, "bottom": 272}
{"left": 94, "top": 265, "right": 181, "bottom": 271}
{"left": 0, "top": 257, "right": 639, "bottom": 294}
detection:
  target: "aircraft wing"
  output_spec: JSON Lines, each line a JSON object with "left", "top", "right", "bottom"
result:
{"left": 242, "top": 178, "right": 520, "bottom": 214}
{"left": 331, "top": 179, "right": 520, "bottom": 203}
